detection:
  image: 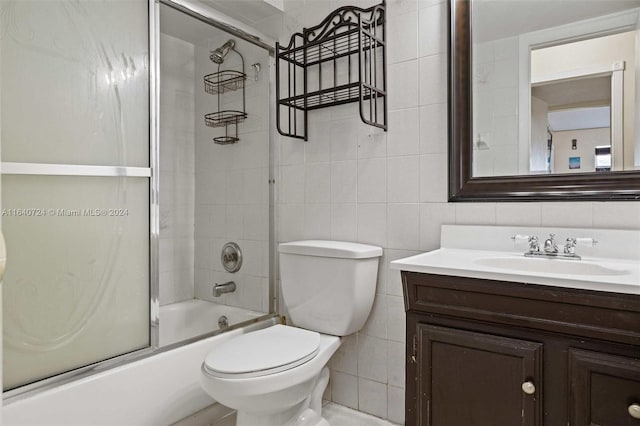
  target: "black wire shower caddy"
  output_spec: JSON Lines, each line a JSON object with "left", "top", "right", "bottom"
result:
{"left": 203, "top": 51, "right": 247, "bottom": 144}
{"left": 204, "top": 70, "right": 246, "bottom": 95}
{"left": 276, "top": 1, "right": 387, "bottom": 141}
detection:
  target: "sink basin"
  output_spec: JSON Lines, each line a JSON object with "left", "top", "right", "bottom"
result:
{"left": 473, "top": 256, "right": 631, "bottom": 276}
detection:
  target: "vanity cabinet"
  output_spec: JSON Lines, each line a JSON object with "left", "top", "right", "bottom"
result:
{"left": 403, "top": 271, "right": 640, "bottom": 426}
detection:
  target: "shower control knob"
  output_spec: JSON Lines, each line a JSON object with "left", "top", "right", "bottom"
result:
{"left": 221, "top": 242, "right": 242, "bottom": 273}
{"left": 521, "top": 381, "right": 536, "bottom": 395}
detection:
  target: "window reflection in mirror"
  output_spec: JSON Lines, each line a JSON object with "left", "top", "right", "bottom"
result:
{"left": 471, "top": 0, "right": 640, "bottom": 178}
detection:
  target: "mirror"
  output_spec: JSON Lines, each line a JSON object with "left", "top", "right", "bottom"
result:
{"left": 450, "top": 0, "right": 640, "bottom": 200}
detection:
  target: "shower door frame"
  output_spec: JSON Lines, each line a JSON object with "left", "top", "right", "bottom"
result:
{"left": 4, "top": 0, "right": 278, "bottom": 402}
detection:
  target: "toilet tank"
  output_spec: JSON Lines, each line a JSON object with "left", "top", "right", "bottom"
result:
{"left": 278, "top": 240, "right": 383, "bottom": 336}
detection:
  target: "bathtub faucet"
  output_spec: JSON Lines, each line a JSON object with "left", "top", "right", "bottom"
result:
{"left": 213, "top": 281, "right": 236, "bottom": 297}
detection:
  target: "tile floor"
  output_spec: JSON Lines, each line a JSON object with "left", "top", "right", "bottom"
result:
{"left": 323, "top": 402, "right": 401, "bottom": 425}
{"left": 206, "top": 402, "right": 401, "bottom": 426}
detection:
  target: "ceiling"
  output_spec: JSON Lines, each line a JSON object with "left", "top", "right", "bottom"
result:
{"left": 532, "top": 76, "right": 611, "bottom": 110}
{"left": 160, "top": 3, "right": 227, "bottom": 47}
{"left": 548, "top": 106, "right": 611, "bottom": 131}
{"left": 198, "top": 0, "right": 283, "bottom": 26}
{"left": 535, "top": 75, "right": 612, "bottom": 132}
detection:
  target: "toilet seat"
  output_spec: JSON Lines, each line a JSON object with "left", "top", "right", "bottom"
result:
{"left": 203, "top": 325, "right": 320, "bottom": 379}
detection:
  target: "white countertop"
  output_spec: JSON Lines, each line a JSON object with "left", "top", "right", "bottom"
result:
{"left": 391, "top": 248, "right": 640, "bottom": 294}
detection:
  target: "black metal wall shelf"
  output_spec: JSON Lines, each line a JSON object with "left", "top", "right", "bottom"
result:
{"left": 276, "top": 2, "right": 387, "bottom": 141}
{"left": 279, "top": 82, "right": 385, "bottom": 111}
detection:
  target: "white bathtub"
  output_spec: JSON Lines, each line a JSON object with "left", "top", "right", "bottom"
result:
{"left": 3, "top": 302, "right": 276, "bottom": 426}
{"left": 160, "top": 299, "right": 265, "bottom": 346}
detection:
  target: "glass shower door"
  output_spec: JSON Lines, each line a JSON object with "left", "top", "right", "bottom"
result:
{"left": 1, "top": 0, "right": 152, "bottom": 391}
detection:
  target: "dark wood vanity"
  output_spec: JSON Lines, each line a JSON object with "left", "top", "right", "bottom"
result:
{"left": 402, "top": 271, "right": 640, "bottom": 426}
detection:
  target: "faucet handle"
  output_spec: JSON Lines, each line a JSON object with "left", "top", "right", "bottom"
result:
{"left": 564, "top": 237, "right": 577, "bottom": 254}
{"left": 528, "top": 236, "right": 540, "bottom": 253}
{"left": 576, "top": 237, "right": 598, "bottom": 247}
{"left": 511, "top": 234, "right": 530, "bottom": 244}
{"left": 511, "top": 234, "right": 540, "bottom": 253}
{"left": 564, "top": 237, "right": 597, "bottom": 256}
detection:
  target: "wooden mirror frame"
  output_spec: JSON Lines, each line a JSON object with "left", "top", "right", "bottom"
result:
{"left": 448, "top": 0, "right": 640, "bottom": 202}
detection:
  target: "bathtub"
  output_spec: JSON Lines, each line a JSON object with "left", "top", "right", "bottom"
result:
{"left": 3, "top": 302, "right": 277, "bottom": 426}
{"left": 160, "top": 299, "right": 265, "bottom": 346}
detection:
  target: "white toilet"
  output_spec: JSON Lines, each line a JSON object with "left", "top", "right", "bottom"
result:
{"left": 200, "top": 240, "right": 382, "bottom": 426}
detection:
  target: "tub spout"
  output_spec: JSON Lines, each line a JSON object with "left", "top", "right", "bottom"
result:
{"left": 213, "top": 281, "right": 236, "bottom": 297}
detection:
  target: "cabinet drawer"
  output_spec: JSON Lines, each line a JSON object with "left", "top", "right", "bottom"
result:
{"left": 569, "top": 349, "right": 640, "bottom": 426}
{"left": 403, "top": 272, "right": 640, "bottom": 346}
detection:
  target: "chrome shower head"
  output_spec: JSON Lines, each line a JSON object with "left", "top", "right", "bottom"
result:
{"left": 210, "top": 39, "right": 235, "bottom": 64}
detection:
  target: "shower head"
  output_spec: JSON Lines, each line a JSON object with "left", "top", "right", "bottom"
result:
{"left": 210, "top": 39, "right": 235, "bottom": 64}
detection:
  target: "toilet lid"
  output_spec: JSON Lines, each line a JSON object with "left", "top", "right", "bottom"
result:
{"left": 203, "top": 325, "right": 321, "bottom": 378}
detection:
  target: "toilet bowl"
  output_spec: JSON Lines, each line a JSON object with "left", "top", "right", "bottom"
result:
{"left": 201, "top": 325, "right": 340, "bottom": 426}
{"left": 200, "top": 240, "right": 382, "bottom": 426}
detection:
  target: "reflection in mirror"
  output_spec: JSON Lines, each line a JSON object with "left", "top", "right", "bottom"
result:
{"left": 471, "top": 0, "right": 640, "bottom": 178}
{"left": 449, "top": 0, "right": 640, "bottom": 201}
{"left": 532, "top": 76, "right": 612, "bottom": 174}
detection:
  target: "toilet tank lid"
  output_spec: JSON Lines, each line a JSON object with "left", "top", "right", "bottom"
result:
{"left": 278, "top": 240, "right": 382, "bottom": 259}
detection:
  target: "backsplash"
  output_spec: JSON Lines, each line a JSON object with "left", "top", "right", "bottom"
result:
{"left": 440, "top": 225, "right": 640, "bottom": 260}
{"left": 262, "top": 0, "right": 640, "bottom": 423}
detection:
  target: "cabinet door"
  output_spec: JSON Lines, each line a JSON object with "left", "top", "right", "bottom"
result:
{"left": 415, "top": 324, "right": 543, "bottom": 426}
{"left": 569, "top": 349, "right": 640, "bottom": 426}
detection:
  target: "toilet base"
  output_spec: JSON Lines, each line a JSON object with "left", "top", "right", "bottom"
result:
{"left": 236, "top": 367, "right": 330, "bottom": 426}
{"left": 237, "top": 407, "right": 328, "bottom": 426}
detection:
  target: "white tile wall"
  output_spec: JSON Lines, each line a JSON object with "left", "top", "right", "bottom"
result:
{"left": 193, "top": 36, "right": 271, "bottom": 314}
{"left": 159, "top": 33, "right": 196, "bottom": 306}
{"left": 419, "top": 103, "right": 447, "bottom": 154}
{"left": 387, "top": 11, "right": 418, "bottom": 64}
{"left": 357, "top": 158, "right": 388, "bottom": 203}
{"left": 331, "top": 371, "right": 359, "bottom": 409}
{"left": 267, "top": 0, "right": 640, "bottom": 424}
{"left": 358, "top": 378, "right": 388, "bottom": 419}
{"left": 387, "top": 204, "right": 420, "bottom": 249}
{"left": 387, "top": 109, "right": 420, "bottom": 157}
{"left": 388, "top": 60, "right": 419, "bottom": 110}
{"left": 331, "top": 161, "right": 358, "bottom": 203}
{"left": 330, "top": 203, "right": 359, "bottom": 241}
{"left": 387, "top": 156, "right": 419, "bottom": 202}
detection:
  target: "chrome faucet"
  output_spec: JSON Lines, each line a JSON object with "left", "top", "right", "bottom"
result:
{"left": 543, "top": 234, "right": 558, "bottom": 254}
{"left": 514, "top": 233, "right": 597, "bottom": 260}
{"left": 213, "top": 281, "right": 236, "bottom": 297}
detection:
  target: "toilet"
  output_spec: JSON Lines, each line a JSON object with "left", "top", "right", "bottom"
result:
{"left": 200, "top": 240, "right": 382, "bottom": 426}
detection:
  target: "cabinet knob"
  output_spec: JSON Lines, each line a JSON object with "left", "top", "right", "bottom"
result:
{"left": 629, "top": 403, "right": 640, "bottom": 419}
{"left": 521, "top": 381, "right": 536, "bottom": 395}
